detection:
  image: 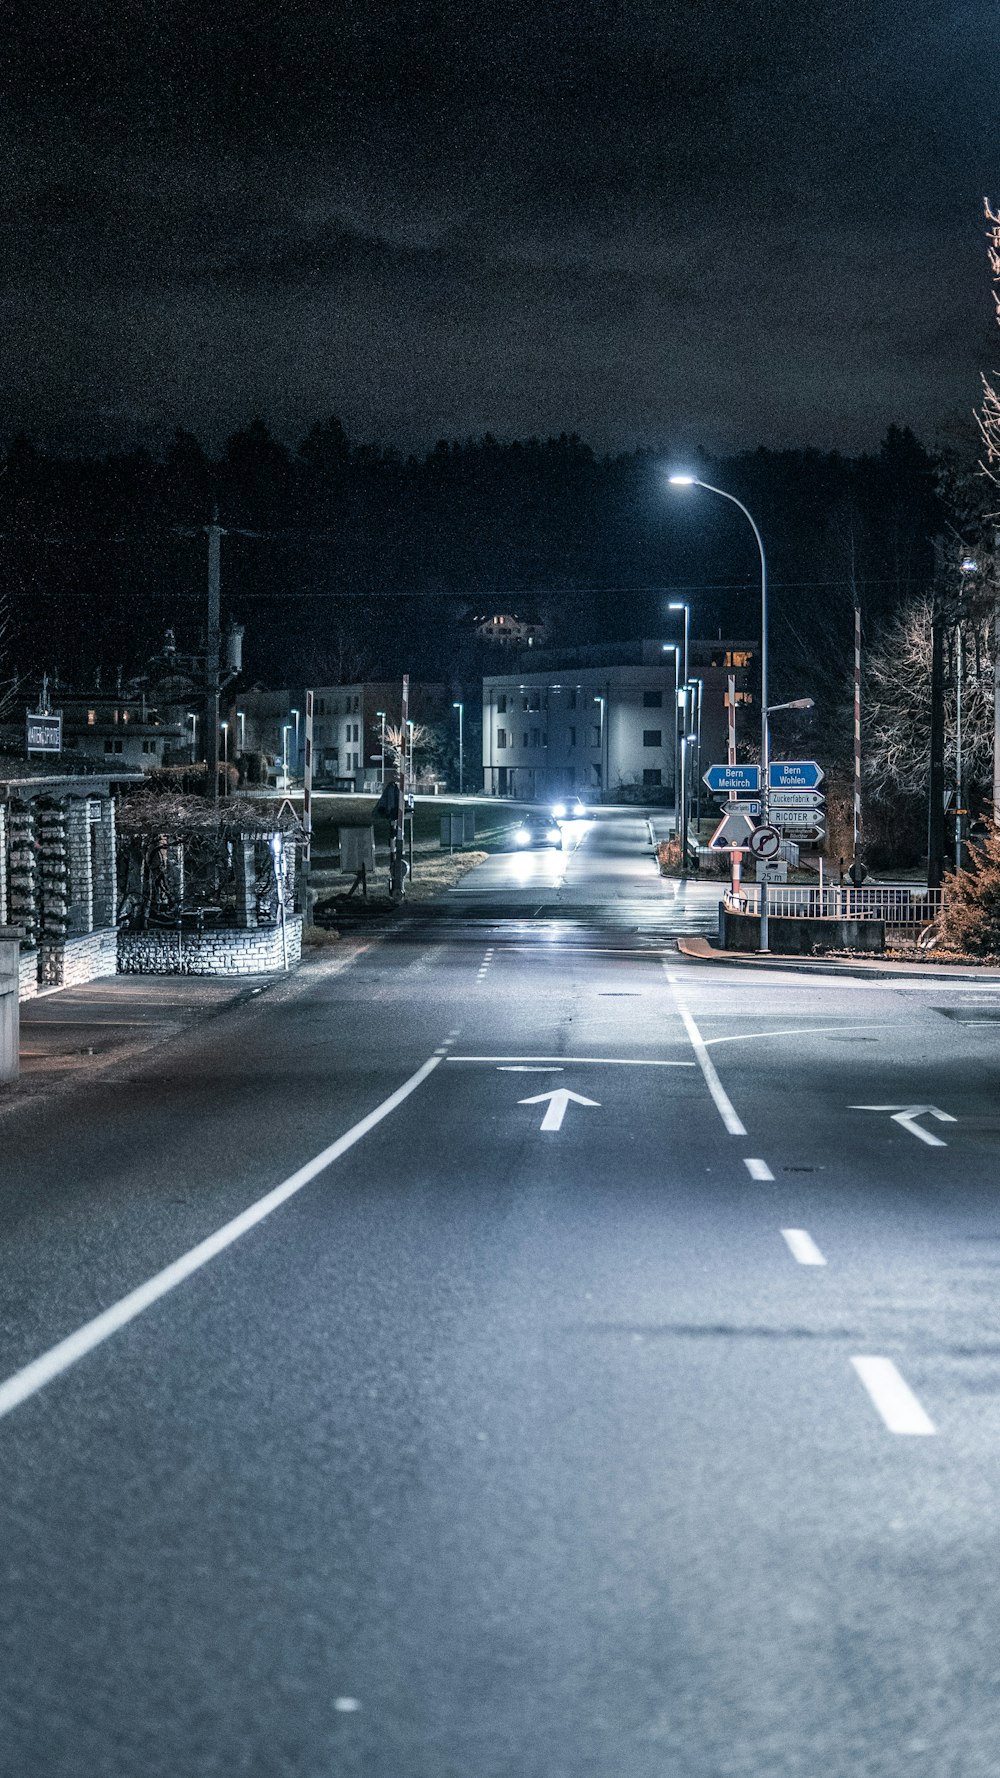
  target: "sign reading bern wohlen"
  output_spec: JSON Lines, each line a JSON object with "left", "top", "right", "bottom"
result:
{"left": 25, "top": 712, "right": 62, "bottom": 753}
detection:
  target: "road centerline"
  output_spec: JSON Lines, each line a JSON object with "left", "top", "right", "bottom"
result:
{"left": 663, "top": 969, "right": 748, "bottom": 1136}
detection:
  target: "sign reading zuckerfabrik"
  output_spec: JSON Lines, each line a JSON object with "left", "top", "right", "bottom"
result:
{"left": 25, "top": 712, "right": 62, "bottom": 754}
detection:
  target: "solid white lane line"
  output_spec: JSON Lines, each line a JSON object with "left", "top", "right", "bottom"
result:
{"left": 0, "top": 1051, "right": 445, "bottom": 1425}
{"left": 703, "top": 1024, "right": 885, "bottom": 1046}
{"left": 446, "top": 1055, "right": 694, "bottom": 1067}
{"left": 850, "top": 1357, "right": 936, "bottom": 1436}
{"left": 744, "top": 1158, "right": 775, "bottom": 1181}
{"left": 781, "top": 1228, "right": 826, "bottom": 1266}
{"left": 664, "top": 974, "right": 747, "bottom": 1135}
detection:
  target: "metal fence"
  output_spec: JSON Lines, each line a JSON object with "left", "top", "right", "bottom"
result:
{"left": 726, "top": 885, "right": 945, "bottom": 930}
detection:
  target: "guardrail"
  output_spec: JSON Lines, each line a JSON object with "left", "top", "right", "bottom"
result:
{"left": 725, "top": 885, "right": 945, "bottom": 929}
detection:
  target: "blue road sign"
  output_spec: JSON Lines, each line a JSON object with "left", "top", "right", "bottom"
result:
{"left": 704, "top": 763, "right": 760, "bottom": 795}
{"left": 768, "top": 759, "right": 824, "bottom": 791}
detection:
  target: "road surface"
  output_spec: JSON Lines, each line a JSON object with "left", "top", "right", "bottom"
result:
{"left": 0, "top": 810, "right": 998, "bottom": 1776}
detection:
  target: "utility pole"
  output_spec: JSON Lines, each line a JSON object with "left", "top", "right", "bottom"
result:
{"left": 852, "top": 604, "right": 862, "bottom": 871}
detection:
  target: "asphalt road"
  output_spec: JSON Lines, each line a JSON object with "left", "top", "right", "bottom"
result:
{"left": 2, "top": 811, "right": 1000, "bottom": 1776}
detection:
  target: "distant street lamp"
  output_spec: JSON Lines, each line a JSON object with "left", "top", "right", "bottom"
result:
{"left": 221, "top": 720, "right": 229, "bottom": 796}
{"left": 281, "top": 722, "right": 292, "bottom": 790}
{"left": 453, "top": 700, "right": 464, "bottom": 794}
{"left": 237, "top": 709, "right": 245, "bottom": 751}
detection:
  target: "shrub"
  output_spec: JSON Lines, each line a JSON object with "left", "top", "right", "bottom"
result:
{"left": 937, "top": 827, "right": 1000, "bottom": 955}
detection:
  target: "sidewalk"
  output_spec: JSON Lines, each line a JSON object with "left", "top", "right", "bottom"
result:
{"left": 677, "top": 933, "right": 1000, "bottom": 982}
{"left": 4, "top": 936, "right": 372, "bottom": 1116}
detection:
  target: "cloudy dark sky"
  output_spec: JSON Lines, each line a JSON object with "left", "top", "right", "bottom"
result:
{"left": 3, "top": 0, "right": 998, "bottom": 457}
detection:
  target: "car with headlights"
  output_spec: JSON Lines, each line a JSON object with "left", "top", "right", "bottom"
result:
{"left": 512, "top": 812, "right": 563, "bottom": 849}
{"left": 551, "top": 797, "right": 587, "bottom": 820}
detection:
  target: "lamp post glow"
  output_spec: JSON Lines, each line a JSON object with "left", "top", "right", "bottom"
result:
{"left": 453, "top": 700, "right": 464, "bottom": 794}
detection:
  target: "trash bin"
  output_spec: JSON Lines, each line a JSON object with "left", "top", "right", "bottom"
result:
{"left": 0, "top": 927, "right": 21, "bottom": 1084}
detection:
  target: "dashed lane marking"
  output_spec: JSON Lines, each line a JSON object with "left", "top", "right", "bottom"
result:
{"left": 851, "top": 1357, "right": 936, "bottom": 1436}
{"left": 744, "top": 1158, "right": 775, "bottom": 1181}
{"left": 781, "top": 1228, "right": 826, "bottom": 1265}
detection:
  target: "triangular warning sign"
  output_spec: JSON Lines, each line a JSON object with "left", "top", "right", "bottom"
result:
{"left": 709, "top": 810, "right": 757, "bottom": 851}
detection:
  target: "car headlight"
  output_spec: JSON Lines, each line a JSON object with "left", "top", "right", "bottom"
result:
{"left": 514, "top": 828, "right": 530, "bottom": 845}
{"left": 551, "top": 801, "right": 566, "bottom": 819}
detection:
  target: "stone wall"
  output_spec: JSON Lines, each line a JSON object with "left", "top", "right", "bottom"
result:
{"left": 117, "top": 916, "right": 302, "bottom": 977}
{"left": 19, "top": 929, "right": 118, "bottom": 999}
{"left": 718, "top": 908, "right": 886, "bottom": 954}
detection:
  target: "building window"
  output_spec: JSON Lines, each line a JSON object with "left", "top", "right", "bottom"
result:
{"left": 354, "top": 696, "right": 360, "bottom": 711}
{"left": 643, "top": 768, "right": 662, "bottom": 786}
{"left": 569, "top": 726, "right": 576, "bottom": 747}
{"left": 568, "top": 690, "right": 577, "bottom": 710}
{"left": 496, "top": 694, "right": 507, "bottom": 713}
{"left": 528, "top": 693, "right": 541, "bottom": 712}
{"left": 104, "top": 738, "right": 123, "bottom": 754}
{"left": 497, "top": 728, "right": 507, "bottom": 748}
{"left": 87, "top": 708, "right": 96, "bottom": 725}
{"left": 643, "top": 689, "right": 662, "bottom": 708}
{"left": 643, "top": 729, "right": 662, "bottom": 747}
{"left": 142, "top": 739, "right": 155, "bottom": 754}
{"left": 725, "top": 650, "right": 752, "bottom": 668}
{"left": 531, "top": 728, "right": 540, "bottom": 748}
{"left": 523, "top": 732, "right": 529, "bottom": 748}
{"left": 591, "top": 726, "right": 601, "bottom": 748}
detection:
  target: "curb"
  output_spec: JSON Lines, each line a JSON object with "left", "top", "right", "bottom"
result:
{"left": 675, "top": 934, "right": 1000, "bottom": 983}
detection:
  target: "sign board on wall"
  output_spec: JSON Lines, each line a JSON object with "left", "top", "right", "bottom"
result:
{"left": 25, "top": 712, "right": 61, "bottom": 753}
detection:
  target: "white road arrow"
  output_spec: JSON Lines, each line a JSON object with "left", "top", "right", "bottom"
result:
{"left": 519, "top": 1088, "right": 601, "bottom": 1131}
{"left": 850, "top": 1104, "right": 957, "bottom": 1147}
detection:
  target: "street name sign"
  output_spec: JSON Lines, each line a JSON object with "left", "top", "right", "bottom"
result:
{"left": 709, "top": 809, "right": 758, "bottom": 850}
{"left": 768, "top": 760, "right": 824, "bottom": 791}
{"left": 704, "top": 763, "right": 760, "bottom": 795}
{"left": 768, "top": 790, "right": 824, "bottom": 809}
{"left": 775, "top": 807, "right": 826, "bottom": 828}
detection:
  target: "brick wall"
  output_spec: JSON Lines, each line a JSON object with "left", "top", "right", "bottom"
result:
{"left": 117, "top": 917, "right": 302, "bottom": 977}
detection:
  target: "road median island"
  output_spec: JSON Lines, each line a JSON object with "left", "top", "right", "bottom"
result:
{"left": 677, "top": 933, "right": 1000, "bottom": 981}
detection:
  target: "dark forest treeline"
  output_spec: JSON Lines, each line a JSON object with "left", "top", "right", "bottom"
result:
{"left": 0, "top": 417, "right": 945, "bottom": 704}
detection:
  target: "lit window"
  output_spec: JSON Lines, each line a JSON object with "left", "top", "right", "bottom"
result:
{"left": 87, "top": 709, "right": 96, "bottom": 725}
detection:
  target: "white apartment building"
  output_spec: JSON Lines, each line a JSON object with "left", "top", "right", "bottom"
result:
{"left": 482, "top": 640, "right": 680, "bottom": 801}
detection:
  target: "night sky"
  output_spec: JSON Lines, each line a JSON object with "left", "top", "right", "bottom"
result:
{"left": 5, "top": 0, "right": 998, "bottom": 459}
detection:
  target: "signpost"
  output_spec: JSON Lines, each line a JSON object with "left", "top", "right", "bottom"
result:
{"left": 768, "top": 790, "right": 824, "bottom": 809}
{"left": 768, "top": 760, "right": 824, "bottom": 790}
{"left": 704, "top": 763, "right": 760, "bottom": 796}
{"left": 773, "top": 807, "right": 825, "bottom": 829}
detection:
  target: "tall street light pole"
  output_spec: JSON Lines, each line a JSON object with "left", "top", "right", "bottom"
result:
{"left": 668, "top": 601, "right": 691, "bottom": 861}
{"left": 670, "top": 476, "right": 769, "bottom": 923}
{"left": 453, "top": 700, "right": 464, "bottom": 794}
{"left": 662, "top": 643, "right": 681, "bottom": 833}
{"left": 377, "top": 710, "right": 387, "bottom": 784}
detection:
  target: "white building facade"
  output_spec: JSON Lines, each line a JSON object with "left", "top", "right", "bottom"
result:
{"left": 482, "top": 641, "right": 681, "bottom": 802}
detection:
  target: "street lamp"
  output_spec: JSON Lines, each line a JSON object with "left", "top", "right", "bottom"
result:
{"left": 670, "top": 474, "right": 769, "bottom": 930}
{"left": 281, "top": 722, "right": 292, "bottom": 791}
{"left": 377, "top": 709, "right": 386, "bottom": 784}
{"left": 221, "top": 720, "right": 229, "bottom": 796}
{"left": 593, "top": 695, "right": 605, "bottom": 800}
{"left": 187, "top": 712, "right": 198, "bottom": 764}
{"left": 453, "top": 700, "right": 464, "bottom": 795}
{"left": 237, "top": 709, "right": 245, "bottom": 751}
{"left": 290, "top": 707, "right": 300, "bottom": 775}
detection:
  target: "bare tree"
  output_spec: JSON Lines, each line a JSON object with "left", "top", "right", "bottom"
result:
{"left": 979, "top": 199, "right": 1000, "bottom": 496}
{"left": 864, "top": 594, "right": 994, "bottom": 798}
